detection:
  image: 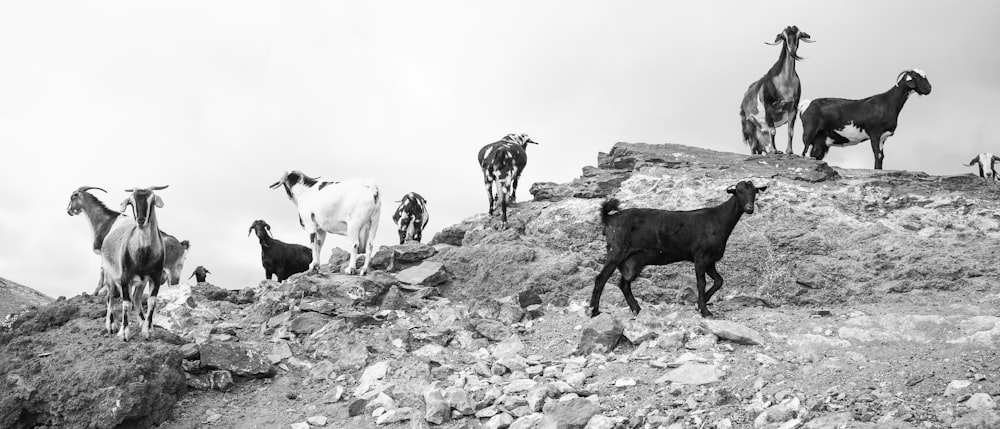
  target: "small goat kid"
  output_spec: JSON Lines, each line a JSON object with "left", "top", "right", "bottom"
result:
{"left": 965, "top": 153, "right": 999, "bottom": 181}
{"left": 67, "top": 186, "right": 189, "bottom": 294}
{"left": 100, "top": 186, "right": 169, "bottom": 341}
{"left": 591, "top": 181, "right": 766, "bottom": 318}
{"left": 270, "top": 171, "right": 381, "bottom": 275}
{"left": 740, "top": 26, "right": 813, "bottom": 155}
{"left": 249, "top": 219, "right": 313, "bottom": 281}
{"left": 392, "top": 192, "right": 429, "bottom": 244}
{"left": 478, "top": 133, "right": 538, "bottom": 227}
{"left": 799, "top": 69, "right": 932, "bottom": 169}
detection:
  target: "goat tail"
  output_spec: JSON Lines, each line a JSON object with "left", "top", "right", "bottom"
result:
{"left": 740, "top": 115, "right": 757, "bottom": 148}
{"left": 600, "top": 199, "right": 621, "bottom": 225}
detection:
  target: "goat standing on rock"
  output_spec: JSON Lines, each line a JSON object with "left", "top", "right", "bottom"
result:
{"left": 100, "top": 186, "right": 170, "bottom": 341}
{"left": 392, "top": 192, "right": 429, "bottom": 244}
{"left": 740, "top": 25, "right": 813, "bottom": 155}
{"left": 188, "top": 266, "right": 211, "bottom": 284}
{"left": 590, "top": 181, "right": 767, "bottom": 318}
{"left": 800, "top": 69, "right": 932, "bottom": 169}
{"left": 270, "top": 170, "right": 381, "bottom": 275}
{"left": 478, "top": 133, "right": 538, "bottom": 227}
{"left": 249, "top": 219, "right": 312, "bottom": 281}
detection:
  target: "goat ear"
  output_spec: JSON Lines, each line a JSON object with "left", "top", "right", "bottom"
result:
{"left": 119, "top": 198, "right": 131, "bottom": 214}
{"left": 756, "top": 186, "right": 768, "bottom": 193}
{"left": 726, "top": 186, "right": 737, "bottom": 194}
{"left": 153, "top": 195, "right": 164, "bottom": 208}
{"left": 188, "top": 272, "right": 195, "bottom": 279}
{"left": 248, "top": 226, "right": 254, "bottom": 237}
{"left": 206, "top": 269, "right": 211, "bottom": 274}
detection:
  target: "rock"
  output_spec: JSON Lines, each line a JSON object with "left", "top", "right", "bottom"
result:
{"left": 290, "top": 422, "right": 310, "bottom": 429}
{"left": 477, "top": 405, "right": 500, "bottom": 418}
{"left": 306, "top": 415, "right": 328, "bottom": 426}
{"left": 376, "top": 407, "right": 413, "bottom": 425}
{"left": 444, "top": 387, "right": 475, "bottom": 415}
{"left": 946, "top": 380, "right": 973, "bottom": 397}
{"left": 518, "top": 289, "right": 543, "bottom": 308}
{"left": 623, "top": 319, "right": 656, "bottom": 344}
{"left": 473, "top": 319, "right": 514, "bottom": 342}
{"left": 684, "top": 334, "right": 717, "bottom": 350}
{"left": 370, "top": 246, "right": 396, "bottom": 271}
{"left": 471, "top": 299, "right": 503, "bottom": 319}
{"left": 528, "top": 385, "right": 554, "bottom": 412}
{"left": 951, "top": 410, "right": 1000, "bottom": 428}
{"left": 430, "top": 223, "right": 470, "bottom": 246}
{"left": 394, "top": 242, "right": 438, "bottom": 263}
{"left": 658, "top": 330, "right": 687, "bottom": 349}
{"left": 505, "top": 379, "right": 538, "bottom": 394}
{"left": 494, "top": 334, "right": 526, "bottom": 358}
{"left": 754, "top": 398, "right": 801, "bottom": 427}
{"left": 355, "top": 361, "right": 391, "bottom": 397}
{"left": 268, "top": 341, "right": 293, "bottom": 364}
{"left": 614, "top": 377, "right": 636, "bottom": 388}
{"left": 366, "top": 392, "right": 397, "bottom": 412}
{"left": 236, "top": 287, "right": 256, "bottom": 304}
{"left": 327, "top": 248, "right": 351, "bottom": 271}
{"left": 657, "top": 362, "right": 723, "bottom": 385}
{"left": 511, "top": 414, "right": 545, "bottom": 429}
{"left": 322, "top": 385, "right": 346, "bottom": 403}
{"left": 299, "top": 299, "right": 337, "bottom": 316}
{"left": 584, "top": 414, "right": 618, "bottom": 429}
{"left": 499, "top": 304, "right": 526, "bottom": 324}
{"left": 199, "top": 342, "right": 276, "bottom": 377}
{"left": 423, "top": 388, "right": 451, "bottom": 424}
{"left": 575, "top": 313, "right": 623, "bottom": 355}
{"left": 348, "top": 399, "right": 369, "bottom": 417}
{"left": 395, "top": 262, "right": 449, "bottom": 286}
{"left": 485, "top": 412, "right": 515, "bottom": 429}
{"left": 180, "top": 342, "right": 200, "bottom": 360}
{"left": 701, "top": 319, "right": 766, "bottom": 345}
{"left": 414, "top": 344, "right": 444, "bottom": 358}
{"left": 541, "top": 397, "right": 601, "bottom": 429}
{"left": 380, "top": 286, "right": 408, "bottom": 311}
{"left": 966, "top": 393, "right": 997, "bottom": 410}
{"left": 309, "top": 360, "right": 336, "bottom": 381}
{"left": 289, "top": 312, "right": 331, "bottom": 335}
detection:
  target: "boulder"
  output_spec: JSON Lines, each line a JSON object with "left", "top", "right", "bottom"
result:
{"left": 393, "top": 243, "right": 437, "bottom": 263}
{"left": 395, "top": 262, "right": 449, "bottom": 286}
{"left": 658, "top": 362, "right": 723, "bottom": 385}
{"left": 289, "top": 312, "right": 331, "bottom": 335}
{"left": 540, "top": 397, "right": 601, "bottom": 429}
{"left": 517, "top": 289, "right": 543, "bottom": 308}
{"left": 575, "top": 313, "right": 623, "bottom": 355}
{"left": 198, "top": 342, "right": 276, "bottom": 377}
{"left": 701, "top": 319, "right": 766, "bottom": 345}
{"left": 423, "top": 388, "right": 450, "bottom": 424}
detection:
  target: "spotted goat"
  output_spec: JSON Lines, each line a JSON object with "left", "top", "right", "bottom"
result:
{"left": 740, "top": 25, "right": 813, "bottom": 155}
{"left": 188, "top": 265, "right": 211, "bottom": 284}
{"left": 100, "top": 186, "right": 170, "bottom": 341}
{"left": 392, "top": 192, "right": 429, "bottom": 244}
{"left": 965, "top": 153, "right": 999, "bottom": 181}
{"left": 800, "top": 69, "right": 932, "bottom": 169}
{"left": 477, "top": 133, "right": 538, "bottom": 227}
{"left": 270, "top": 171, "right": 381, "bottom": 275}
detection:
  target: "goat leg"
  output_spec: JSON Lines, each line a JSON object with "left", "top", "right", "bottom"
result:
{"left": 785, "top": 110, "right": 797, "bottom": 155}
{"left": 704, "top": 262, "right": 724, "bottom": 303}
{"left": 590, "top": 260, "right": 621, "bottom": 317}
{"left": 694, "top": 261, "right": 713, "bottom": 318}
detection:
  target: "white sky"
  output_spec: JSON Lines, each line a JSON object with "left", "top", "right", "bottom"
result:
{"left": 1, "top": 1, "right": 998, "bottom": 298}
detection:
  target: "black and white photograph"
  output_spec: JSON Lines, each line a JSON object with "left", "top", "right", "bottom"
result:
{"left": 1, "top": 1, "right": 998, "bottom": 428}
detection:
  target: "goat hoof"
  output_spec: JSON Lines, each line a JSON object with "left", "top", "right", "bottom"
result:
{"left": 587, "top": 308, "right": 600, "bottom": 318}
{"left": 700, "top": 311, "right": 715, "bottom": 318}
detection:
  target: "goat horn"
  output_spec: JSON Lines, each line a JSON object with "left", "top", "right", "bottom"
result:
{"left": 124, "top": 188, "right": 134, "bottom": 192}
{"left": 268, "top": 181, "right": 282, "bottom": 189}
{"left": 77, "top": 186, "right": 108, "bottom": 194}
{"left": 188, "top": 272, "right": 195, "bottom": 279}
{"left": 764, "top": 41, "right": 781, "bottom": 46}
{"left": 800, "top": 38, "right": 815, "bottom": 43}
{"left": 248, "top": 226, "right": 255, "bottom": 236}
{"left": 149, "top": 185, "right": 169, "bottom": 191}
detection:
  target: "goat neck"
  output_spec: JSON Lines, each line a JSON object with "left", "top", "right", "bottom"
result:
{"left": 881, "top": 82, "right": 915, "bottom": 119}
{"left": 716, "top": 193, "right": 748, "bottom": 240}
{"left": 768, "top": 39, "right": 797, "bottom": 81}
{"left": 82, "top": 193, "right": 126, "bottom": 253}
{"left": 256, "top": 229, "right": 274, "bottom": 248}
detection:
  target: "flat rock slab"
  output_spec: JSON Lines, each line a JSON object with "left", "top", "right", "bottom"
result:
{"left": 393, "top": 242, "right": 437, "bottom": 263}
{"left": 659, "top": 362, "right": 724, "bottom": 385}
{"left": 199, "top": 342, "right": 276, "bottom": 378}
{"left": 701, "top": 319, "right": 766, "bottom": 345}
{"left": 395, "top": 262, "right": 449, "bottom": 286}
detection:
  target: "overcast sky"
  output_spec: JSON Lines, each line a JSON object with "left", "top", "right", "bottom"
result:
{"left": 1, "top": 1, "right": 998, "bottom": 298}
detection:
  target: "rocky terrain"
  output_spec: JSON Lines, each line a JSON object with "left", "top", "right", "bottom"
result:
{"left": 0, "top": 276, "right": 53, "bottom": 317}
{"left": 2, "top": 142, "right": 1000, "bottom": 429}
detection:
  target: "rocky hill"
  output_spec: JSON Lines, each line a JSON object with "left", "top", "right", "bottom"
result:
{"left": 1, "top": 142, "right": 999, "bottom": 429}
{"left": 0, "top": 276, "right": 52, "bottom": 317}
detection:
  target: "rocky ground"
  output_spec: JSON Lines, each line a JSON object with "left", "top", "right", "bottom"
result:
{"left": 2, "top": 142, "right": 1000, "bottom": 429}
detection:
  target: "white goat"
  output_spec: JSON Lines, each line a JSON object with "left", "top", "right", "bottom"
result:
{"left": 100, "top": 185, "right": 169, "bottom": 341}
{"left": 270, "top": 171, "right": 381, "bottom": 275}
{"left": 965, "top": 153, "right": 999, "bottom": 182}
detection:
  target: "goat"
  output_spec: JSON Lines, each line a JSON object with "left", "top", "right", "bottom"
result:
{"left": 740, "top": 26, "right": 813, "bottom": 155}
{"left": 270, "top": 171, "right": 381, "bottom": 275}
{"left": 248, "top": 219, "right": 313, "bottom": 281}
{"left": 590, "top": 181, "right": 767, "bottom": 318}
{"left": 100, "top": 186, "right": 170, "bottom": 341}
{"left": 391, "top": 192, "right": 429, "bottom": 244}
{"left": 189, "top": 265, "right": 211, "bottom": 284}
{"left": 800, "top": 69, "right": 932, "bottom": 169}
{"left": 67, "top": 186, "right": 190, "bottom": 294}
{"left": 965, "top": 153, "right": 999, "bottom": 181}
{"left": 477, "top": 133, "right": 538, "bottom": 227}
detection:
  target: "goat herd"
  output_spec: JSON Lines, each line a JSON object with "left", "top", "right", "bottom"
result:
{"left": 65, "top": 25, "right": 995, "bottom": 341}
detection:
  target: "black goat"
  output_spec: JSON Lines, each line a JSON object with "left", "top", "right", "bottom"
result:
{"left": 590, "top": 181, "right": 767, "bottom": 318}
{"left": 740, "top": 25, "right": 813, "bottom": 155}
{"left": 800, "top": 69, "right": 932, "bottom": 169}
{"left": 391, "top": 192, "right": 429, "bottom": 244}
{"left": 477, "top": 133, "right": 538, "bottom": 227}
{"left": 188, "top": 265, "right": 211, "bottom": 284}
{"left": 248, "top": 219, "right": 312, "bottom": 282}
